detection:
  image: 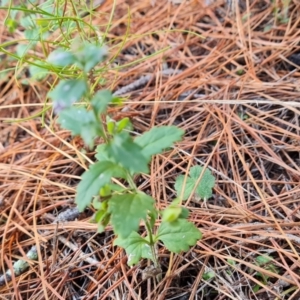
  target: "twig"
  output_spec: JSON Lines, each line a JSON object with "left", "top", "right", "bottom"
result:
{"left": 0, "top": 247, "right": 38, "bottom": 286}
{"left": 113, "top": 68, "right": 182, "bottom": 96}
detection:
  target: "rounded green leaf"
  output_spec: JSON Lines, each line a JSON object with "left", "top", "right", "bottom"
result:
{"left": 47, "top": 49, "right": 76, "bottom": 67}
{"left": 49, "top": 79, "right": 88, "bottom": 112}
{"left": 157, "top": 219, "right": 202, "bottom": 253}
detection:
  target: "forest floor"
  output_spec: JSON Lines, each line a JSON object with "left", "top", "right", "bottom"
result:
{"left": 1, "top": 0, "right": 300, "bottom": 299}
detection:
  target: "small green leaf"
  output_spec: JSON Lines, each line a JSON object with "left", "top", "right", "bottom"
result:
{"left": 95, "top": 144, "right": 110, "bottom": 161}
{"left": 175, "top": 166, "right": 215, "bottom": 201}
{"left": 114, "top": 232, "right": 154, "bottom": 266}
{"left": 157, "top": 219, "right": 201, "bottom": 253}
{"left": 58, "top": 107, "right": 94, "bottom": 134}
{"left": 104, "top": 132, "right": 149, "bottom": 174}
{"left": 91, "top": 90, "right": 113, "bottom": 115}
{"left": 203, "top": 271, "right": 215, "bottom": 280}
{"left": 29, "top": 61, "right": 48, "bottom": 81}
{"left": 24, "top": 28, "right": 39, "bottom": 43}
{"left": 116, "top": 117, "right": 132, "bottom": 132}
{"left": 16, "top": 44, "right": 30, "bottom": 57}
{"left": 75, "top": 161, "right": 127, "bottom": 211}
{"left": 252, "top": 284, "right": 262, "bottom": 293}
{"left": 80, "top": 124, "right": 100, "bottom": 149}
{"left": 135, "top": 126, "right": 184, "bottom": 160}
{"left": 99, "top": 185, "right": 111, "bottom": 197}
{"left": 111, "top": 96, "right": 123, "bottom": 105}
{"left": 107, "top": 120, "right": 115, "bottom": 135}
{"left": 73, "top": 42, "right": 108, "bottom": 72}
{"left": 96, "top": 213, "right": 111, "bottom": 233}
{"left": 108, "top": 192, "right": 155, "bottom": 238}
{"left": 49, "top": 79, "right": 88, "bottom": 112}
{"left": 5, "top": 18, "right": 18, "bottom": 33}
{"left": 20, "top": 15, "right": 35, "bottom": 28}
{"left": 92, "top": 198, "right": 108, "bottom": 211}
{"left": 93, "top": 207, "right": 107, "bottom": 222}
{"left": 57, "top": 106, "right": 101, "bottom": 148}
{"left": 162, "top": 198, "right": 190, "bottom": 219}
{"left": 255, "top": 255, "right": 273, "bottom": 266}
{"left": 178, "top": 207, "right": 189, "bottom": 219}
{"left": 162, "top": 206, "right": 182, "bottom": 222}
{"left": 227, "top": 258, "right": 236, "bottom": 266}
{"left": 47, "top": 49, "right": 76, "bottom": 67}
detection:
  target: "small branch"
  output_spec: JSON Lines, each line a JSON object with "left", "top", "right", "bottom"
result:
{"left": 113, "top": 69, "right": 182, "bottom": 96}
{"left": 0, "top": 246, "right": 38, "bottom": 286}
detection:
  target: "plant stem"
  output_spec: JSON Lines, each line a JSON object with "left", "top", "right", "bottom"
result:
{"left": 126, "top": 173, "right": 137, "bottom": 191}
{"left": 145, "top": 220, "right": 159, "bottom": 268}
{"left": 145, "top": 220, "right": 162, "bottom": 282}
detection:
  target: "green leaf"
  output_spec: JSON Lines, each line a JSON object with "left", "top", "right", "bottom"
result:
{"left": 95, "top": 144, "right": 110, "bottom": 161}
{"left": 107, "top": 120, "right": 115, "bottom": 135}
{"left": 203, "top": 271, "right": 215, "bottom": 280}
{"left": 24, "top": 28, "right": 39, "bottom": 44}
{"left": 96, "top": 213, "right": 111, "bottom": 233}
{"left": 157, "top": 219, "right": 201, "bottom": 253}
{"left": 29, "top": 61, "right": 48, "bottom": 81}
{"left": 58, "top": 107, "right": 94, "bottom": 134}
{"left": 179, "top": 207, "right": 189, "bottom": 219}
{"left": 49, "top": 79, "right": 88, "bottom": 112}
{"left": 135, "top": 126, "right": 184, "bottom": 160}
{"left": 92, "top": 198, "right": 108, "bottom": 211}
{"left": 93, "top": 207, "right": 107, "bottom": 222}
{"left": 47, "top": 49, "right": 76, "bottom": 67}
{"left": 91, "top": 90, "right": 113, "bottom": 115}
{"left": 227, "top": 258, "right": 236, "bottom": 266}
{"left": 108, "top": 192, "right": 155, "bottom": 238}
{"left": 80, "top": 124, "right": 100, "bottom": 149}
{"left": 116, "top": 117, "right": 132, "bottom": 132}
{"left": 20, "top": 15, "right": 35, "bottom": 28}
{"left": 162, "top": 206, "right": 182, "bottom": 222}
{"left": 57, "top": 106, "right": 101, "bottom": 148}
{"left": 16, "top": 44, "right": 30, "bottom": 57}
{"left": 175, "top": 166, "right": 215, "bottom": 200}
{"left": 114, "top": 232, "right": 154, "bottom": 266}
{"left": 73, "top": 42, "right": 108, "bottom": 72}
{"left": 99, "top": 185, "right": 111, "bottom": 197}
{"left": 163, "top": 198, "right": 189, "bottom": 220}
{"left": 104, "top": 132, "right": 149, "bottom": 174}
{"left": 75, "top": 161, "right": 127, "bottom": 211}
{"left": 252, "top": 284, "right": 261, "bottom": 293}
{"left": 256, "top": 255, "right": 273, "bottom": 266}
{"left": 5, "top": 18, "right": 18, "bottom": 33}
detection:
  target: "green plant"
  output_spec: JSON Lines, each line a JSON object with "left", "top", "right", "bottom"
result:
{"left": 2, "top": 0, "right": 215, "bottom": 273}
{"left": 47, "top": 42, "right": 215, "bottom": 270}
{"left": 175, "top": 165, "right": 215, "bottom": 201}
{"left": 252, "top": 255, "right": 279, "bottom": 292}
{"left": 271, "top": 0, "right": 291, "bottom": 24}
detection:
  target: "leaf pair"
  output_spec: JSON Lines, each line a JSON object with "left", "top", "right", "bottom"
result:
{"left": 76, "top": 126, "right": 184, "bottom": 211}
{"left": 115, "top": 219, "right": 202, "bottom": 266}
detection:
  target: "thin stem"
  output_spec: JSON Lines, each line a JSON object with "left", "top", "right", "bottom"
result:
{"left": 69, "top": 0, "right": 83, "bottom": 35}
{"left": 145, "top": 220, "right": 162, "bottom": 282}
{"left": 126, "top": 173, "right": 138, "bottom": 191}
{"left": 145, "top": 220, "right": 159, "bottom": 268}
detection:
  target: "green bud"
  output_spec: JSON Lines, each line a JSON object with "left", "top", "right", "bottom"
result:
{"left": 162, "top": 206, "right": 182, "bottom": 222}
